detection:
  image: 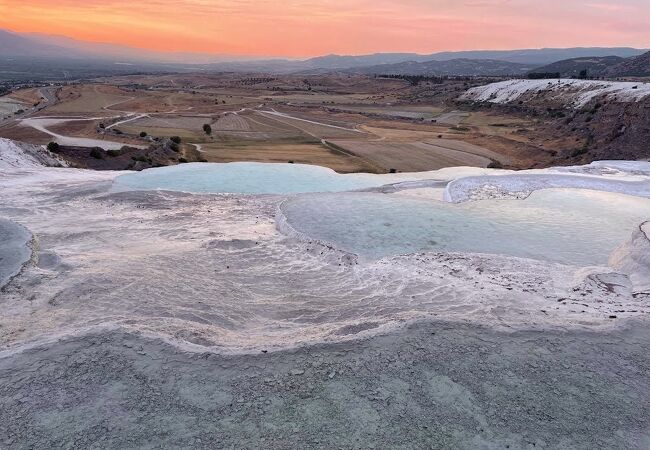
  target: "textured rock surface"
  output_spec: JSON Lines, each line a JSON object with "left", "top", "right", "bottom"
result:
{"left": 1, "top": 323, "right": 650, "bottom": 449}
{"left": 610, "top": 221, "right": 650, "bottom": 295}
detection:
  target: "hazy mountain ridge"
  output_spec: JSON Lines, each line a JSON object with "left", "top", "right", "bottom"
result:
{"left": 302, "top": 48, "right": 646, "bottom": 68}
{"left": 423, "top": 48, "right": 645, "bottom": 65}
{"left": 0, "top": 30, "right": 77, "bottom": 57}
{"left": 20, "top": 32, "right": 262, "bottom": 64}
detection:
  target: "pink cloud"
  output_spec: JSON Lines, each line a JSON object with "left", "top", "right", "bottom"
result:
{"left": 0, "top": 0, "right": 647, "bottom": 56}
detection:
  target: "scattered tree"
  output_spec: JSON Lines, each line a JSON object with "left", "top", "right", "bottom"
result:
{"left": 89, "top": 147, "right": 104, "bottom": 159}
{"left": 170, "top": 136, "right": 182, "bottom": 144}
{"left": 139, "top": 131, "right": 148, "bottom": 138}
{"left": 528, "top": 72, "right": 560, "bottom": 80}
{"left": 47, "top": 142, "right": 60, "bottom": 153}
{"left": 376, "top": 74, "right": 446, "bottom": 86}
{"left": 203, "top": 124, "right": 212, "bottom": 135}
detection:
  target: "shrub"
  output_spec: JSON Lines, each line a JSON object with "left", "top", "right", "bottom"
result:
{"left": 170, "top": 143, "right": 180, "bottom": 152}
{"left": 571, "top": 147, "right": 588, "bottom": 157}
{"left": 170, "top": 136, "right": 182, "bottom": 144}
{"left": 139, "top": 131, "right": 148, "bottom": 138}
{"left": 89, "top": 147, "right": 104, "bottom": 159}
{"left": 203, "top": 124, "right": 212, "bottom": 135}
{"left": 106, "top": 149, "right": 121, "bottom": 157}
{"left": 178, "top": 157, "right": 188, "bottom": 163}
{"left": 47, "top": 142, "right": 60, "bottom": 153}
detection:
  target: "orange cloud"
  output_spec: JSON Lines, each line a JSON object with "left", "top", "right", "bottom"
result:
{"left": 0, "top": 0, "right": 647, "bottom": 56}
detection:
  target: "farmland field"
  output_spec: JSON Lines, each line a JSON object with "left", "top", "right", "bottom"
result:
{"left": 0, "top": 74, "right": 552, "bottom": 171}
{"left": 198, "top": 142, "right": 379, "bottom": 173}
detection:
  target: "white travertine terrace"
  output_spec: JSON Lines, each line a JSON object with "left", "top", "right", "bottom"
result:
{"left": 460, "top": 79, "right": 650, "bottom": 108}
{"left": 1, "top": 138, "right": 650, "bottom": 355}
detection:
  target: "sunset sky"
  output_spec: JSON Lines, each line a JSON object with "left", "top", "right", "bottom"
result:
{"left": 1, "top": 0, "right": 648, "bottom": 57}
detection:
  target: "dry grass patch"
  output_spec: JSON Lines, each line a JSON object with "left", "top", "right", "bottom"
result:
{"left": 48, "top": 85, "right": 134, "bottom": 114}
{"left": 8, "top": 88, "right": 43, "bottom": 105}
{"left": 0, "top": 123, "right": 52, "bottom": 144}
{"left": 328, "top": 140, "right": 493, "bottom": 172}
{"left": 198, "top": 142, "right": 380, "bottom": 173}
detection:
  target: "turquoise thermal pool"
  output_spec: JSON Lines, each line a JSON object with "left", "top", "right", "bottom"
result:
{"left": 113, "top": 162, "right": 400, "bottom": 194}
{"left": 279, "top": 190, "right": 650, "bottom": 266}
{"left": 113, "top": 162, "right": 650, "bottom": 266}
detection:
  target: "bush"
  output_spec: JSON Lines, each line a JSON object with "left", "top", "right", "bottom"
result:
{"left": 170, "top": 136, "right": 182, "bottom": 144}
{"left": 89, "top": 147, "right": 104, "bottom": 159}
{"left": 47, "top": 142, "right": 60, "bottom": 153}
{"left": 139, "top": 131, "right": 148, "bottom": 138}
{"left": 106, "top": 149, "right": 121, "bottom": 157}
{"left": 170, "top": 143, "right": 180, "bottom": 152}
{"left": 202, "top": 124, "right": 212, "bottom": 135}
{"left": 571, "top": 147, "right": 588, "bottom": 157}
{"left": 113, "top": 128, "right": 123, "bottom": 135}
{"left": 178, "top": 157, "right": 188, "bottom": 163}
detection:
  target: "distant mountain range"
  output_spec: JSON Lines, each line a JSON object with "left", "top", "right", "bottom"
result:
{"left": 20, "top": 32, "right": 263, "bottom": 64}
{"left": 286, "top": 48, "right": 647, "bottom": 70}
{"left": 0, "top": 28, "right": 648, "bottom": 79}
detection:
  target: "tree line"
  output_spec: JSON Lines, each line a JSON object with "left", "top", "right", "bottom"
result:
{"left": 375, "top": 74, "right": 447, "bottom": 86}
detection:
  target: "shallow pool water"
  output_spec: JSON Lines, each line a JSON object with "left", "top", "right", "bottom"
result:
{"left": 113, "top": 162, "right": 397, "bottom": 194}
{"left": 0, "top": 218, "right": 32, "bottom": 287}
{"left": 280, "top": 190, "right": 650, "bottom": 266}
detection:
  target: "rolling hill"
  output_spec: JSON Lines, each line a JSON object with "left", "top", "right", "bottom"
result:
{"left": 606, "top": 51, "right": 650, "bottom": 77}
{"left": 347, "top": 58, "right": 534, "bottom": 77}
{"left": 531, "top": 56, "right": 624, "bottom": 78}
